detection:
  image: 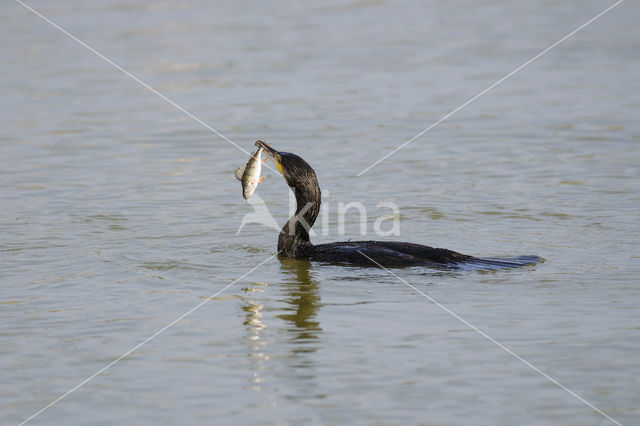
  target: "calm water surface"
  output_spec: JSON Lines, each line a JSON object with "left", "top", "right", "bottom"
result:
{"left": 2, "top": 0, "right": 639, "bottom": 424}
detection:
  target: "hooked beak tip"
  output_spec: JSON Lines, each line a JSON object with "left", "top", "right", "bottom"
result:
{"left": 255, "top": 140, "right": 277, "bottom": 157}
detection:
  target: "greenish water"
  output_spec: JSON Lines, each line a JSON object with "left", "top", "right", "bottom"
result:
{"left": 2, "top": 0, "right": 639, "bottom": 424}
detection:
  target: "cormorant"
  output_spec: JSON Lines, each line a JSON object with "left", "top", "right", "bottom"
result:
{"left": 255, "top": 140, "right": 541, "bottom": 269}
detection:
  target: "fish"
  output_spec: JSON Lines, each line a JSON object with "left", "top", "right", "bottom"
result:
{"left": 235, "top": 146, "right": 266, "bottom": 199}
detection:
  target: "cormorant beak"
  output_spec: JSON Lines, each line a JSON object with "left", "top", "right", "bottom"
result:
{"left": 255, "top": 140, "right": 283, "bottom": 175}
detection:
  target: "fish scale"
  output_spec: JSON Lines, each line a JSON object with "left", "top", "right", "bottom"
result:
{"left": 235, "top": 146, "right": 265, "bottom": 200}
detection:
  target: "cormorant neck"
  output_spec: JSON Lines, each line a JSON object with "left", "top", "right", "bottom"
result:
{"left": 278, "top": 160, "right": 321, "bottom": 258}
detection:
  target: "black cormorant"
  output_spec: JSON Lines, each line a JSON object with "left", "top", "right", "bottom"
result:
{"left": 255, "top": 140, "right": 541, "bottom": 269}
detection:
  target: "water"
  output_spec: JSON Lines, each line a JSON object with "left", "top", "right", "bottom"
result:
{"left": 2, "top": 0, "right": 639, "bottom": 424}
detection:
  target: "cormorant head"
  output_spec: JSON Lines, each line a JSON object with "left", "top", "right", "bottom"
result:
{"left": 255, "top": 140, "right": 319, "bottom": 193}
{"left": 255, "top": 140, "right": 321, "bottom": 256}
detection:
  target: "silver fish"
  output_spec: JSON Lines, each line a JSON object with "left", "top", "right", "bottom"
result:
{"left": 235, "top": 146, "right": 265, "bottom": 199}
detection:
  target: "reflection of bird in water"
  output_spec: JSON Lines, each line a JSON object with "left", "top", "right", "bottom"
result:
{"left": 240, "top": 257, "right": 321, "bottom": 395}
{"left": 277, "top": 258, "right": 322, "bottom": 343}
{"left": 256, "top": 141, "right": 542, "bottom": 268}
{"left": 240, "top": 260, "right": 322, "bottom": 375}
